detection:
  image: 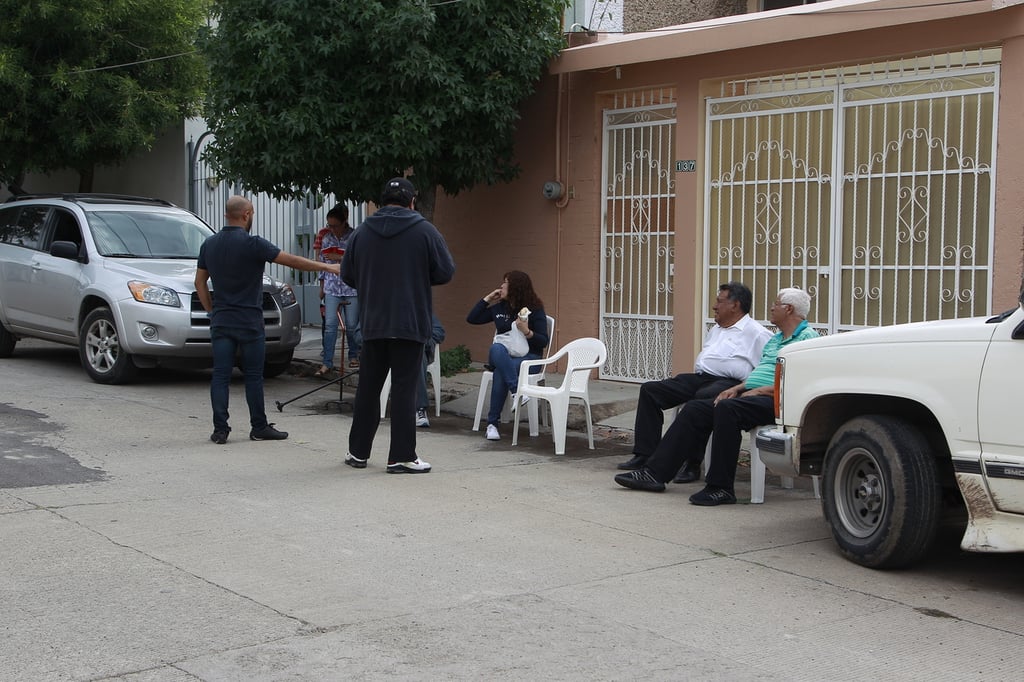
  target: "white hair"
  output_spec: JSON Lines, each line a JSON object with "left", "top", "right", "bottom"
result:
{"left": 778, "top": 287, "right": 811, "bottom": 318}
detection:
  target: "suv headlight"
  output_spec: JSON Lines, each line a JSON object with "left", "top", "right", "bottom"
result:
{"left": 279, "top": 284, "right": 297, "bottom": 307}
{"left": 128, "top": 281, "right": 181, "bottom": 307}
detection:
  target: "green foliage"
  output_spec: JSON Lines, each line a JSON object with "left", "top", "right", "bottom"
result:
{"left": 440, "top": 344, "right": 472, "bottom": 378}
{"left": 201, "top": 0, "right": 570, "bottom": 205}
{"left": 0, "top": 0, "right": 208, "bottom": 188}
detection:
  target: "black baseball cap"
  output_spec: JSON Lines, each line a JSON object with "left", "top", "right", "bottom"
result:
{"left": 380, "top": 177, "right": 416, "bottom": 206}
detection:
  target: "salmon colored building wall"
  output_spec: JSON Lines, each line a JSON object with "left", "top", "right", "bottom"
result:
{"left": 432, "top": 74, "right": 605, "bottom": 364}
{"left": 434, "top": 1, "right": 1024, "bottom": 373}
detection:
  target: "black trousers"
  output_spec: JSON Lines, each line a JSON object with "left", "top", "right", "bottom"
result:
{"left": 632, "top": 373, "right": 741, "bottom": 457}
{"left": 348, "top": 338, "right": 425, "bottom": 464}
{"left": 645, "top": 395, "right": 775, "bottom": 491}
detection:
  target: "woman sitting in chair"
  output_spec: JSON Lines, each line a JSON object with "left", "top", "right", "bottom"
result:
{"left": 467, "top": 270, "right": 549, "bottom": 441}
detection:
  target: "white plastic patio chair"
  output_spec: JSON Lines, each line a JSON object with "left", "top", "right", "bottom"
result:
{"left": 511, "top": 337, "right": 608, "bottom": 455}
{"left": 380, "top": 344, "right": 442, "bottom": 418}
{"left": 700, "top": 426, "right": 820, "bottom": 504}
{"left": 472, "top": 315, "right": 555, "bottom": 434}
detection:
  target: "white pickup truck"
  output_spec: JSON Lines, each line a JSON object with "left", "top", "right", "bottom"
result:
{"left": 756, "top": 291, "right": 1024, "bottom": 568}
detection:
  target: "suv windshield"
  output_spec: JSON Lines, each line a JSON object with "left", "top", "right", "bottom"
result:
{"left": 87, "top": 210, "right": 213, "bottom": 258}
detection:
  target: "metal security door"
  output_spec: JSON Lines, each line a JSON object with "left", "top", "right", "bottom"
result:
{"left": 705, "top": 87, "right": 835, "bottom": 333}
{"left": 705, "top": 51, "right": 999, "bottom": 333}
{"left": 600, "top": 90, "right": 676, "bottom": 381}
{"left": 836, "top": 64, "right": 998, "bottom": 326}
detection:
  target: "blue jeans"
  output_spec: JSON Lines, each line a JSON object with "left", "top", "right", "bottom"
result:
{"left": 210, "top": 326, "right": 267, "bottom": 432}
{"left": 487, "top": 342, "right": 540, "bottom": 426}
{"left": 322, "top": 295, "right": 361, "bottom": 367}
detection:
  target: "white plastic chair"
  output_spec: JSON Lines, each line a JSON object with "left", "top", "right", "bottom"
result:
{"left": 472, "top": 315, "right": 555, "bottom": 434}
{"left": 700, "top": 426, "right": 820, "bottom": 504}
{"left": 511, "top": 337, "right": 608, "bottom": 455}
{"left": 380, "top": 344, "right": 442, "bottom": 418}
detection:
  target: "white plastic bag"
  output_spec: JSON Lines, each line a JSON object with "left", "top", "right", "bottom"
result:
{"left": 493, "top": 324, "right": 529, "bottom": 357}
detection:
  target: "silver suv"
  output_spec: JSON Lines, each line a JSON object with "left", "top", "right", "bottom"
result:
{"left": 0, "top": 194, "right": 302, "bottom": 383}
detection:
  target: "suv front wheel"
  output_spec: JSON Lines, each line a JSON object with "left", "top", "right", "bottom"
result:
{"left": 80, "top": 307, "right": 137, "bottom": 384}
{"left": 0, "top": 319, "right": 16, "bottom": 357}
{"left": 264, "top": 350, "right": 294, "bottom": 378}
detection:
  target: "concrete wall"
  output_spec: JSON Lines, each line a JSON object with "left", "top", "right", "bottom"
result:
{"left": 4, "top": 122, "right": 189, "bottom": 207}
{"left": 624, "top": 0, "right": 746, "bottom": 31}
{"left": 431, "top": 73, "right": 604, "bottom": 363}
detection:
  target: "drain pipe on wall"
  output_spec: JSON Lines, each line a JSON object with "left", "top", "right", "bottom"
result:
{"left": 552, "top": 72, "right": 572, "bottom": 350}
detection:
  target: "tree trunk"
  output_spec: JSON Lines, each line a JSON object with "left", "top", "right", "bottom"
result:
{"left": 78, "top": 165, "right": 95, "bottom": 193}
{"left": 7, "top": 173, "right": 26, "bottom": 195}
{"left": 415, "top": 183, "right": 436, "bottom": 223}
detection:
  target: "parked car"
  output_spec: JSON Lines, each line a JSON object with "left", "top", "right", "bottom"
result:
{"left": 0, "top": 194, "right": 301, "bottom": 383}
{"left": 757, "top": 289, "right": 1024, "bottom": 569}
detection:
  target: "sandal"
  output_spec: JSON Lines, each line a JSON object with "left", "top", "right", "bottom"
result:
{"left": 313, "top": 365, "right": 331, "bottom": 378}
{"left": 348, "top": 359, "right": 360, "bottom": 369}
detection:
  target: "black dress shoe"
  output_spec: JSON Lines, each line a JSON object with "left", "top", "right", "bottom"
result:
{"left": 249, "top": 423, "right": 289, "bottom": 441}
{"left": 673, "top": 461, "right": 701, "bottom": 484}
{"left": 689, "top": 485, "right": 736, "bottom": 506}
{"left": 617, "top": 454, "right": 648, "bottom": 470}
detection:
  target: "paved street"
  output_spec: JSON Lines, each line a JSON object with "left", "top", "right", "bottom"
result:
{"left": 2, "top": 338, "right": 1023, "bottom": 681}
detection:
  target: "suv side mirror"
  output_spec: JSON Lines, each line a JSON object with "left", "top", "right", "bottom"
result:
{"left": 50, "top": 240, "right": 85, "bottom": 262}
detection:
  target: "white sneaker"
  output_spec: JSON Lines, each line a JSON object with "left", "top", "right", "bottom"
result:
{"left": 344, "top": 453, "right": 367, "bottom": 469}
{"left": 386, "top": 458, "right": 432, "bottom": 474}
{"left": 510, "top": 392, "right": 530, "bottom": 407}
{"left": 486, "top": 424, "right": 500, "bottom": 440}
{"left": 416, "top": 409, "right": 430, "bottom": 428}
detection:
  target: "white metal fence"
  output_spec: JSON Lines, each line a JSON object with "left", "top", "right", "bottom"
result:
{"left": 187, "top": 131, "right": 365, "bottom": 323}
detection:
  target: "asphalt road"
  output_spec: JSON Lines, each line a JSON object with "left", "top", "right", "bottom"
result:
{"left": 2, "top": 338, "right": 1023, "bottom": 681}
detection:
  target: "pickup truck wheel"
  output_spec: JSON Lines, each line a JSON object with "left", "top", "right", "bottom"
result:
{"left": 0, "top": 319, "right": 15, "bottom": 357}
{"left": 79, "top": 307, "right": 137, "bottom": 384}
{"left": 822, "top": 415, "right": 941, "bottom": 569}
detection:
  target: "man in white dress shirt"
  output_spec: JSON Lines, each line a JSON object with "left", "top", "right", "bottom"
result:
{"left": 617, "top": 282, "right": 771, "bottom": 483}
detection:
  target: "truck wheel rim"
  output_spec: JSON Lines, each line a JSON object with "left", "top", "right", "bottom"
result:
{"left": 834, "top": 447, "right": 885, "bottom": 539}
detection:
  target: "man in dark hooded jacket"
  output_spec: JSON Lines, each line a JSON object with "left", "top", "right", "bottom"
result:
{"left": 340, "top": 177, "right": 455, "bottom": 473}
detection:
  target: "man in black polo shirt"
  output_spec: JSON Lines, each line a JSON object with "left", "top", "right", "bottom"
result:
{"left": 195, "top": 195, "right": 340, "bottom": 444}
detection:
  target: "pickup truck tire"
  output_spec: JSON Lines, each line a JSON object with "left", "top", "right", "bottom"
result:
{"left": 822, "top": 415, "right": 941, "bottom": 569}
{"left": 79, "top": 307, "right": 138, "bottom": 384}
{"left": 0, "top": 319, "right": 15, "bottom": 357}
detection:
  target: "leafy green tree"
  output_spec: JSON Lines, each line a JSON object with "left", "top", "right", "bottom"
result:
{"left": 0, "top": 0, "right": 208, "bottom": 192}
{"left": 201, "top": 0, "right": 569, "bottom": 216}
